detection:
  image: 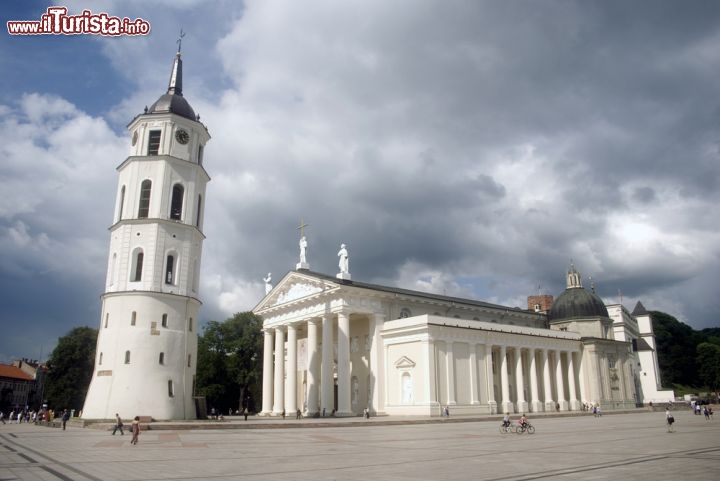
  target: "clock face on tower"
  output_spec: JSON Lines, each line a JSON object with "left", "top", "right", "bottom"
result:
{"left": 175, "top": 128, "right": 190, "bottom": 145}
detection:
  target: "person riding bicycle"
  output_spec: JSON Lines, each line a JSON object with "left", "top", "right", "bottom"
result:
{"left": 502, "top": 413, "right": 511, "bottom": 428}
{"left": 518, "top": 413, "right": 528, "bottom": 428}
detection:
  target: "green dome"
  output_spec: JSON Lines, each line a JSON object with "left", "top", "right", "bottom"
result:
{"left": 548, "top": 287, "right": 608, "bottom": 321}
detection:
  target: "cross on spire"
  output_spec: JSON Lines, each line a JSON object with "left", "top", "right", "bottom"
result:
{"left": 297, "top": 218, "right": 309, "bottom": 238}
{"left": 176, "top": 28, "right": 185, "bottom": 54}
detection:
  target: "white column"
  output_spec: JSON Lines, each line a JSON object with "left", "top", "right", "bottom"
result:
{"left": 555, "top": 350, "right": 568, "bottom": 411}
{"left": 369, "top": 313, "right": 385, "bottom": 415}
{"left": 500, "top": 345, "right": 513, "bottom": 413}
{"left": 285, "top": 324, "right": 298, "bottom": 414}
{"left": 336, "top": 311, "right": 352, "bottom": 416}
{"left": 469, "top": 344, "right": 479, "bottom": 404}
{"left": 528, "top": 348, "right": 541, "bottom": 413}
{"left": 567, "top": 351, "right": 580, "bottom": 410}
{"left": 515, "top": 348, "right": 528, "bottom": 413}
{"left": 272, "top": 327, "right": 285, "bottom": 415}
{"left": 261, "top": 329, "right": 274, "bottom": 415}
{"left": 320, "top": 314, "right": 333, "bottom": 416}
{"left": 485, "top": 344, "right": 497, "bottom": 413}
{"left": 578, "top": 349, "right": 588, "bottom": 406}
{"left": 306, "top": 319, "right": 319, "bottom": 416}
{"left": 446, "top": 341, "right": 456, "bottom": 405}
{"left": 542, "top": 348, "right": 554, "bottom": 411}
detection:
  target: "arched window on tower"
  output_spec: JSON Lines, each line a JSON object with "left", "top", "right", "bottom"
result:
{"left": 131, "top": 311, "right": 136, "bottom": 326}
{"left": 195, "top": 194, "right": 202, "bottom": 227}
{"left": 109, "top": 253, "right": 117, "bottom": 287}
{"left": 138, "top": 179, "right": 152, "bottom": 218}
{"left": 165, "top": 254, "right": 175, "bottom": 285}
{"left": 131, "top": 249, "right": 144, "bottom": 282}
{"left": 125, "top": 351, "right": 131, "bottom": 364}
{"left": 159, "top": 352, "right": 165, "bottom": 365}
{"left": 118, "top": 185, "right": 125, "bottom": 222}
{"left": 170, "top": 184, "right": 184, "bottom": 220}
{"left": 168, "top": 380, "right": 175, "bottom": 397}
{"left": 130, "top": 249, "right": 145, "bottom": 282}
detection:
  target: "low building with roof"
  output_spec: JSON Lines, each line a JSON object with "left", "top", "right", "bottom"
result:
{"left": 0, "top": 364, "right": 35, "bottom": 410}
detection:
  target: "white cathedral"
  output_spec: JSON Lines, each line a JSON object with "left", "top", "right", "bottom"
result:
{"left": 254, "top": 257, "right": 674, "bottom": 417}
{"left": 82, "top": 45, "right": 208, "bottom": 420}
{"left": 80, "top": 44, "right": 672, "bottom": 421}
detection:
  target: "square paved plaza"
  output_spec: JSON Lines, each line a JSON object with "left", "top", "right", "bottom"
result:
{"left": 1, "top": 410, "right": 718, "bottom": 480}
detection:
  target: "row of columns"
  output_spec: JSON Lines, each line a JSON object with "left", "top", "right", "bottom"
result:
{"left": 440, "top": 343, "right": 582, "bottom": 413}
{"left": 496, "top": 346, "right": 581, "bottom": 413}
{"left": 261, "top": 311, "right": 356, "bottom": 417}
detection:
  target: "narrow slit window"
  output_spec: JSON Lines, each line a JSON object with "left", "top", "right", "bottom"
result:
{"left": 131, "top": 311, "right": 137, "bottom": 326}
{"left": 99, "top": 352, "right": 103, "bottom": 365}
{"left": 162, "top": 313, "right": 168, "bottom": 328}
{"left": 187, "top": 354, "right": 191, "bottom": 367}
{"left": 118, "top": 185, "right": 125, "bottom": 221}
{"left": 195, "top": 195, "right": 202, "bottom": 227}
{"left": 165, "top": 255, "right": 175, "bottom": 285}
{"left": 159, "top": 352, "right": 165, "bottom": 365}
{"left": 168, "top": 380, "right": 174, "bottom": 397}
{"left": 104, "top": 313, "right": 109, "bottom": 328}
{"left": 125, "top": 351, "right": 131, "bottom": 364}
{"left": 188, "top": 317, "right": 193, "bottom": 332}
{"left": 132, "top": 251, "right": 144, "bottom": 282}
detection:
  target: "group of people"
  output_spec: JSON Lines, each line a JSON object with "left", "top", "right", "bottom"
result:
{"left": 111, "top": 413, "right": 141, "bottom": 444}
{"left": 502, "top": 412, "right": 529, "bottom": 428}
{"left": 690, "top": 401, "right": 714, "bottom": 420}
{"left": 0, "top": 408, "right": 55, "bottom": 424}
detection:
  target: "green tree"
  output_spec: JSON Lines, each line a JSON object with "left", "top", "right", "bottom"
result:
{"left": 651, "top": 311, "right": 702, "bottom": 387}
{"left": 44, "top": 326, "right": 97, "bottom": 412}
{"left": 696, "top": 342, "right": 720, "bottom": 391}
{"left": 196, "top": 312, "right": 263, "bottom": 414}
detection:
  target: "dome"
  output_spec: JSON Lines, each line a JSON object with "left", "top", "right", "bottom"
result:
{"left": 148, "top": 93, "right": 196, "bottom": 121}
{"left": 548, "top": 287, "right": 609, "bottom": 321}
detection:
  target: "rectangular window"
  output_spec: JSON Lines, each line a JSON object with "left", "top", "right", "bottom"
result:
{"left": 187, "top": 354, "right": 191, "bottom": 367}
{"left": 197, "top": 144, "right": 204, "bottom": 165}
{"left": 131, "top": 311, "right": 136, "bottom": 326}
{"left": 147, "top": 130, "right": 161, "bottom": 155}
{"left": 159, "top": 352, "right": 165, "bottom": 365}
{"left": 162, "top": 313, "right": 168, "bottom": 328}
{"left": 168, "top": 380, "right": 174, "bottom": 397}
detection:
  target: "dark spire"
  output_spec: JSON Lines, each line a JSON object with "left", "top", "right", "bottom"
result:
{"left": 167, "top": 30, "right": 184, "bottom": 97}
{"left": 145, "top": 31, "right": 196, "bottom": 121}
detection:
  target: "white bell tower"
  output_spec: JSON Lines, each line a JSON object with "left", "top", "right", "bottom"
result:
{"left": 82, "top": 44, "right": 210, "bottom": 420}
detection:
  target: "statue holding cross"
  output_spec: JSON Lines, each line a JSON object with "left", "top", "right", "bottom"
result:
{"left": 297, "top": 219, "right": 310, "bottom": 269}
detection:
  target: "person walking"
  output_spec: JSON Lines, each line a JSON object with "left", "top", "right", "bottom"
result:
{"left": 130, "top": 416, "right": 140, "bottom": 445}
{"left": 666, "top": 408, "right": 675, "bottom": 432}
{"left": 61, "top": 409, "right": 70, "bottom": 430}
{"left": 112, "top": 413, "right": 124, "bottom": 435}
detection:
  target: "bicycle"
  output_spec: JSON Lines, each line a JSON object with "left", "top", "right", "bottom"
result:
{"left": 516, "top": 422, "right": 535, "bottom": 434}
{"left": 499, "top": 422, "right": 516, "bottom": 434}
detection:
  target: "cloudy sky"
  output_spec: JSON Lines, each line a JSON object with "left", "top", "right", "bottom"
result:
{"left": 1, "top": 0, "right": 719, "bottom": 363}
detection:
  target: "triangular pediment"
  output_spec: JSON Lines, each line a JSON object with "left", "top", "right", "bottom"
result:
{"left": 394, "top": 356, "right": 416, "bottom": 369}
{"left": 254, "top": 271, "right": 340, "bottom": 311}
